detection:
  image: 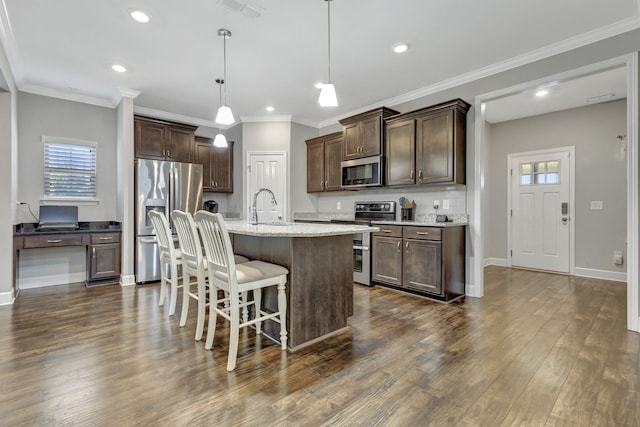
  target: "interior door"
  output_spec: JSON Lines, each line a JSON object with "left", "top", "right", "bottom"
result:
{"left": 511, "top": 149, "right": 571, "bottom": 273}
{"left": 247, "top": 152, "right": 286, "bottom": 222}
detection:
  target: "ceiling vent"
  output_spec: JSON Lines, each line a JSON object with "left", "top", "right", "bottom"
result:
{"left": 218, "top": 0, "right": 263, "bottom": 18}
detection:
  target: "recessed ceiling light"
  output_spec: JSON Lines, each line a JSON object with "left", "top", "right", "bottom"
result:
{"left": 112, "top": 64, "right": 127, "bottom": 73}
{"left": 393, "top": 43, "right": 409, "bottom": 54}
{"left": 266, "top": 106, "right": 274, "bottom": 112}
{"left": 535, "top": 90, "right": 548, "bottom": 97}
{"left": 130, "top": 10, "right": 150, "bottom": 23}
{"left": 314, "top": 82, "right": 324, "bottom": 89}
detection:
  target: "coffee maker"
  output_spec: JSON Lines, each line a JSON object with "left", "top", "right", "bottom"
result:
{"left": 203, "top": 200, "right": 218, "bottom": 213}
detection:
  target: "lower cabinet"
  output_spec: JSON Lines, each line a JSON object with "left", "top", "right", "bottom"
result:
{"left": 372, "top": 224, "right": 465, "bottom": 302}
{"left": 87, "top": 232, "right": 121, "bottom": 285}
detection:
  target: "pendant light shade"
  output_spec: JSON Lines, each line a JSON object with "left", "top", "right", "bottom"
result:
{"left": 318, "top": 0, "right": 338, "bottom": 107}
{"left": 213, "top": 78, "right": 229, "bottom": 147}
{"left": 215, "top": 29, "right": 235, "bottom": 125}
{"left": 213, "top": 133, "right": 228, "bottom": 147}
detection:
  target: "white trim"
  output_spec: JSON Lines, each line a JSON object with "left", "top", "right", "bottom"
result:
{"left": 467, "top": 104, "right": 484, "bottom": 298}
{"left": 40, "top": 197, "right": 99, "bottom": 206}
{"left": 18, "top": 272, "right": 86, "bottom": 289}
{"left": 474, "top": 53, "right": 639, "bottom": 333}
{"left": 575, "top": 267, "right": 627, "bottom": 283}
{"left": 118, "top": 88, "right": 141, "bottom": 99}
{"left": 245, "top": 150, "right": 288, "bottom": 222}
{"left": 133, "top": 106, "right": 223, "bottom": 128}
{"left": 0, "top": 290, "right": 15, "bottom": 305}
{"left": 484, "top": 258, "right": 507, "bottom": 267}
{"left": 120, "top": 274, "right": 136, "bottom": 286}
{"left": 21, "top": 84, "right": 115, "bottom": 108}
{"left": 506, "top": 146, "right": 575, "bottom": 275}
{"left": 239, "top": 115, "right": 292, "bottom": 123}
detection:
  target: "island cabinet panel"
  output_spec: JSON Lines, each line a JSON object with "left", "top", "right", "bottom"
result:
{"left": 134, "top": 116, "right": 196, "bottom": 163}
{"left": 385, "top": 99, "right": 470, "bottom": 187}
{"left": 195, "top": 137, "right": 234, "bottom": 192}
{"left": 231, "top": 234, "right": 353, "bottom": 350}
{"left": 339, "top": 107, "right": 399, "bottom": 161}
{"left": 372, "top": 224, "right": 465, "bottom": 302}
{"left": 305, "top": 132, "right": 343, "bottom": 193}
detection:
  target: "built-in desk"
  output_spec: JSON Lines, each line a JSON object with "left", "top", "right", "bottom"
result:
{"left": 13, "top": 222, "right": 122, "bottom": 296}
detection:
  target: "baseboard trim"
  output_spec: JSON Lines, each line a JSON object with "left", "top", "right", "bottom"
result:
{"left": 0, "top": 290, "right": 15, "bottom": 305}
{"left": 574, "top": 267, "right": 627, "bottom": 282}
{"left": 19, "top": 272, "right": 86, "bottom": 289}
{"left": 120, "top": 274, "right": 136, "bottom": 287}
{"left": 484, "top": 257, "right": 507, "bottom": 267}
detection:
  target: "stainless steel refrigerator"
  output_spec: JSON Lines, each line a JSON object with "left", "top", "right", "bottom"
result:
{"left": 135, "top": 159, "right": 203, "bottom": 283}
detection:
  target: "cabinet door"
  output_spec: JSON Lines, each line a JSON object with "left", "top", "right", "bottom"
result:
{"left": 134, "top": 120, "right": 166, "bottom": 160}
{"left": 212, "top": 143, "right": 233, "bottom": 193}
{"left": 324, "top": 135, "right": 343, "bottom": 191}
{"left": 195, "top": 142, "right": 213, "bottom": 190}
{"left": 89, "top": 243, "right": 121, "bottom": 281}
{"left": 166, "top": 127, "right": 194, "bottom": 162}
{"left": 360, "top": 115, "right": 381, "bottom": 157}
{"left": 386, "top": 119, "right": 416, "bottom": 186}
{"left": 372, "top": 236, "right": 403, "bottom": 286}
{"left": 416, "top": 110, "right": 454, "bottom": 184}
{"left": 306, "top": 140, "right": 325, "bottom": 192}
{"left": 342, "top": 122, "right": 361, "bottom": 160}
{"left": 404, "top": 239, "right": 442, "bottom": 295}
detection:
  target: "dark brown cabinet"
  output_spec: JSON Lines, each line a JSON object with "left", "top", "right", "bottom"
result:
{"left": 134, "top": 116, "right": 196, "bottom": 163}
{"left": 385, "top": 99, "right": 469, "bottom": 186}
{"left": 306, "top": 132, "right": 343, "bottom": 193}
{"left": 372, "top": 224, "right": 465, "bottom": 302}
{"left": 340, "top": 107, "right": 399, "bottom": 161}
{"left": 87, "top": 232, "right": 121, "bottom": 285}
{"left": 195, "top": 137, "right": 234, "bottom": 193}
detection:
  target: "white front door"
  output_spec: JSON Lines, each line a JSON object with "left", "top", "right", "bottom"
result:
{"left": 247, "top": 152, "right": 287, "bottom": 222}
{"left": 510, "top": 148, "right": 573, "bottom": 273}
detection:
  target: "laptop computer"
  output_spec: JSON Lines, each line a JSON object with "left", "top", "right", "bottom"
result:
{"left": 38, "top": 205, "right": 79, "bottom": 231}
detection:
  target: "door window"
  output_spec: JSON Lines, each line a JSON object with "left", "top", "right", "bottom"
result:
{"left": 520, "top": 160, "right": 560, "bottom": 185}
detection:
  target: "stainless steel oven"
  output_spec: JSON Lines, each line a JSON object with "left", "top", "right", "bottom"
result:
{"left": 331, "top": 201, "right": 396, "bottom": 286}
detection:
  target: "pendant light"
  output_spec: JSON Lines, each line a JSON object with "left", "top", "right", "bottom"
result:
{"left": 215, "top": 29, "right": 235, "bottom": 125}
{"left": 318, "top": 0, "right": 338, "bottom": 107}
{"left": 213, "top": 78, "right": 228, "bottom": 147}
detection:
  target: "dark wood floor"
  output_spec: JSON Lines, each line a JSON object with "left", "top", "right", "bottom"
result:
{"left": 0, "top": 266, "right": 638, "bottom": 426}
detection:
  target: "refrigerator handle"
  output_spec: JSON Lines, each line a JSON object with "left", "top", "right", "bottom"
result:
{"left": 168, "top": 165, "right": 175, "bottom": 230}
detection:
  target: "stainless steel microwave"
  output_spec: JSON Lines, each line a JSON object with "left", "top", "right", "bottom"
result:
{"left": 341, "top": 156, "right": 383, "bottom": 189}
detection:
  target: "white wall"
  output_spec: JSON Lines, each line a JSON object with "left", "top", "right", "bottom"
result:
{"left": 485, "top": 100, "right": 627, "bottom": 274}
{"left": 290, "top": 122, "right": 319, "bottom": 214}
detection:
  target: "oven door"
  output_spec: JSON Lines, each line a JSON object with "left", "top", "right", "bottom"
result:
{"left": 353, "top": 231, "right": 371, "bottom": 286}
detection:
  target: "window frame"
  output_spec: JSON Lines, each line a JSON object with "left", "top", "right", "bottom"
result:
{"left": 41, "top": 136, "right": 99, "bottom": 205}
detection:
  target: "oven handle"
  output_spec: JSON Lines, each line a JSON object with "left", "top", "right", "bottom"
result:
{"left": 353, "top": 245, "right": 369, "bottom": 251}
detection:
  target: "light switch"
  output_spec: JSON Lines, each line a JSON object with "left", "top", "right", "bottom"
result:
{"left": 590, "top": 201, "right": 604, "bottom": 210}
{"left": 337, "top": 202, "right": 341, "bottom": 210}
{"left": 443, "top": 200, "right": 450, "bottom": 210}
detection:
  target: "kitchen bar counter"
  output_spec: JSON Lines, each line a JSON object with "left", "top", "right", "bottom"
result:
{"left": 226, "top": 220, "right": 378, "bottom": 351}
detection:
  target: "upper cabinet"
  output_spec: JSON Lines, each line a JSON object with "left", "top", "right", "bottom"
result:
{"left": 339, "top": 107, "right": 399, "bottom": 160}
{"left": 386, "top": 99, "right": 470, "bottom": 186}
{"left": 306, "top": 132, "right": 343, "bottom": 193}
{"left": 195, "top": 137, "right": 234, "bottom": 193}
{"left": 134, "top": 116, "right": 196, "bottom": 163}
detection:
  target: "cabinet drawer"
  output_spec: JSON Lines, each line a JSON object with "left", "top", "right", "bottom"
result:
{"left": 403, "top": 226, "right": 441, "bottom": 241}
{"left": 91, "top": 233, "right": 120, "bottom": 244}
{"left": 373, "top": 225, "right": 403, "bottom": 238}
{"left": 23, "top": 234, "right": 83, "bottom": 249}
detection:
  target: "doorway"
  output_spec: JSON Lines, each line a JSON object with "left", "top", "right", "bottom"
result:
{"left": 508, "top": 147, "right": 574, "bottom": 274}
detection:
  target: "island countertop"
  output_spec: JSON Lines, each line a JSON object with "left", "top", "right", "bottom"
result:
{"left": 224, "top": 220, "right": 379, "bottom": 237}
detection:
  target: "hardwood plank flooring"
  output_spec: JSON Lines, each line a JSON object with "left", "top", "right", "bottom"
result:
{"left": 0, "top": 266, "right": 637, "bottom": 426}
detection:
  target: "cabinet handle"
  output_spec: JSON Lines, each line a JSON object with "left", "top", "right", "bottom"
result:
{"left": 410, "top": 170, "right": 414, "bottom": 180}
{"left": 92, "top": 247, "right": 96, "bottom": 258}
{"left": 381, "top": 229, "right": 392, "bottom": 233}
{"left": 99, "top": 236, "right": 113, "bottom": 240}
{"left": 405, "top": 241, "right": 409, "bottom": 252}
{"left": 320, "top": 180, "right": 325, "bottom": 190}
{"left": 416, "top": 231, "right": 429, "bottom": 235}
{"left": 397, "top": 241, "right": 401, "bottom": 251}
{"left": 47, "top": 239, "right": 62, "bottom": 243}
{"left": 167, "top": 149, "right": 171, "bottom": 158}
{"left": 214, "top": 181, "right": 218, "bottom": 188}
{"left": 418, "top": 170, "right": 423, "bottom": 180}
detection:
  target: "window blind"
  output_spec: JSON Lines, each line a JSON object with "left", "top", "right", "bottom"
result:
{"left": 43, "top": 139, "right": 97, "bottom": 198}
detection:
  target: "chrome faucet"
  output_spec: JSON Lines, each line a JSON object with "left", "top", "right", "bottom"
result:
{"left": 251, "top": 188, "right": 278, "bottom": 225}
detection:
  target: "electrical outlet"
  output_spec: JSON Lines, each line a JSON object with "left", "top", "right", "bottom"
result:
{"left": 591, "top": 201, "right": 604, "bottom": 210}
{"left": 433, "top": 200, "right": 440, "bottom": 209}
{"left": 443, "top": 200, "right": 450, "bottom": 210}
{"left": 336, "top": 202, "right": 341, "bottom": 210}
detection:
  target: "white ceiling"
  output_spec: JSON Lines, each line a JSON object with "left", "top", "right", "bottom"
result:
{"left": 0, "top": 0, "right": 639, "bottom": 128}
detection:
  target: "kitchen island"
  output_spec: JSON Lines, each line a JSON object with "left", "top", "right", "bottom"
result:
{"left": 224, "top": 221, "right": 378, "bottom": 351}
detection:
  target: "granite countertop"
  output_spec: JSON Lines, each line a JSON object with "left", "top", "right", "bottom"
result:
{"left": 224, "top": 220, "right": 379, "bottom": 237}
{"left": 372, "top": 220, "right": 467, "bottom": 227}
{"left": 14, "top": 221, "right": 121, "bottom": 235}
{"left": 293, "top": 212, "right": 468, "bottom": 228}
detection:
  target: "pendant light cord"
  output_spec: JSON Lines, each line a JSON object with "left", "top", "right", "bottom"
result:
{"left": 223, "top": 34, "right": 228, "bottom": 105}
{"left": 327, "top": 0, "right": 332, "bottom": 84}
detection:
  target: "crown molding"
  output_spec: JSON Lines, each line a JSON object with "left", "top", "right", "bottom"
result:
{"left": 239, "top": 114, "right": 292, "bottom": 123}
{"left": 134, "top": 106, "right": 233, "bottom": 129}
{"left": 21, "top": 84, "right": 115, "bottom": 108}
{"left": 290, "top": 116, "right": 320, "bottom": 128}
{"left": 118, "top": 88, "right": 141, "bottom": 99}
